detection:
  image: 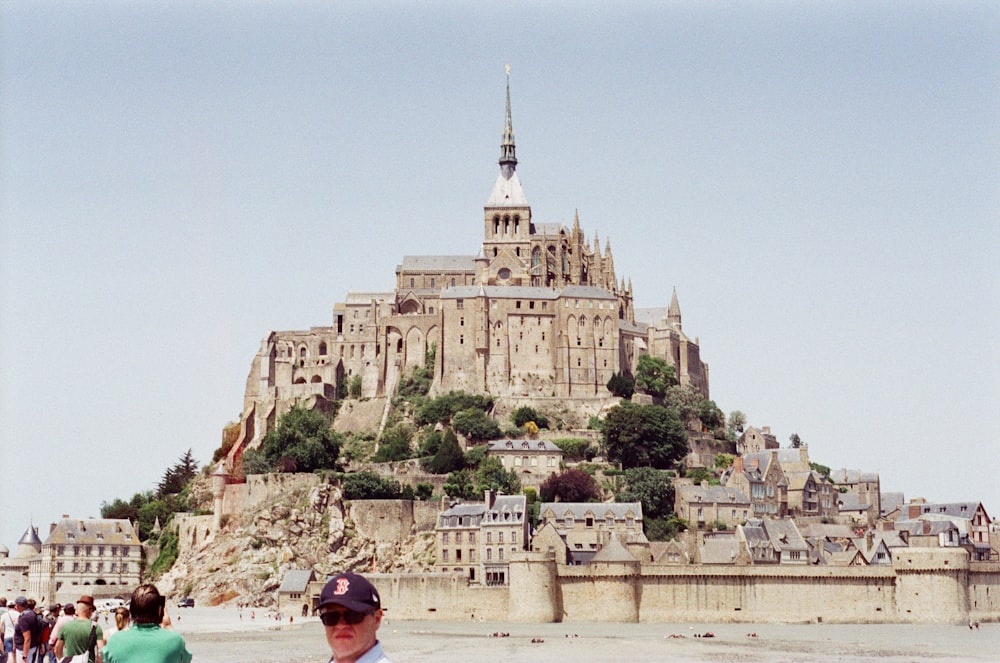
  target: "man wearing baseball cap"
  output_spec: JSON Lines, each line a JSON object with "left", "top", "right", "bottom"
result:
{"left": 318, "top": 572, "right": 390, "bottom": 663}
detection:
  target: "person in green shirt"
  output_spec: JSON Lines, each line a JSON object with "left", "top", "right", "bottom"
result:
{"left": 54, "top": 595, "right": 104, "bottom": 663}
{"left": 101, "top": 585, "right": 191, "bottom": 663}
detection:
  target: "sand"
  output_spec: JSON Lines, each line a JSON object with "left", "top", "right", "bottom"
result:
{"left": 142, "top": 606, "right": 998, "bottom": 662}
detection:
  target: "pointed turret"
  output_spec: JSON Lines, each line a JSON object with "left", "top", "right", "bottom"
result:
{"left": 668, "top": 286, "right": 682, "bottom": 329}
{"left": 604, "top": 238, "right": 616, "bottom": 290}
{"left": 499, "top": 64, "right": 517, "bottom": 179}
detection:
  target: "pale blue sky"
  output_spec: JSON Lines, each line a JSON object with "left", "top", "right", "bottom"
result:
{"left": 2, "top": 2, "right": 998, "bottom": 548}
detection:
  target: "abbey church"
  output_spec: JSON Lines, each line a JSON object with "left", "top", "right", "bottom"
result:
{"left": 232, "top": 73, "right": 709, "bottom": 455}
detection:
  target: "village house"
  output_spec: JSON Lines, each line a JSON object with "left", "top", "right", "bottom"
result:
{"left": 673, "top": 484, "right": 751, "bottom": 530}
{"left": 480, "top": 492, "right": 529, "bottom": 586}
{"left": 896, "top": 501, "right": 994, "bottom": 561}
{"left": 829, "top": 468, "right": 881, "bottom": 518}
{"left": 434, "top": 502, "right": 486, "bottom": 582}
{"left": 536, "top": 502, "right": 646, "bottom": 565}
{"left": 836, "top": 492, "right": 874, "bottom": 527}
{"left": 486, "top": 439, "right": 563, "bottom": 486}
{"left": 724, "top": 452, "right": 787, "bottom": 518}
{"left": 276, "top": 568, "right": 316, "bottom": 616}
{"left": 736, "top": 426, "right": 779, "bottom": 455}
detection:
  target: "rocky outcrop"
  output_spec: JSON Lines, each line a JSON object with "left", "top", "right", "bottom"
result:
{"left": 157, "top": 475, "right": 437, "bottom": 607}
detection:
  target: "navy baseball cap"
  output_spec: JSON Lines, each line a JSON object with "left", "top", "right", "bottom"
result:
{"left": 318, "top": 572, "right": 381, "bottom": 613}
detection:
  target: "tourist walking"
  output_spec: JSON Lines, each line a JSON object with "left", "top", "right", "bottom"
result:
{"left": 318, "top": 572, "right": 391, "bottom": 663}
{"left": 101, "top": 585, "right": 190, "bottom": 663}
{"left": 53, "top": 596, "right": 103, "bottom": 663}
{"left": 11, "top": 596, "right": 40, "bottom": 663}
{"left": 46, "top": 604, "right": 74, "bottom": 660}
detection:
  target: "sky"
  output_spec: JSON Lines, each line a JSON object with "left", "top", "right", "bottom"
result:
{"left": 2, "top": 2, "right": 998, "bottom": 550}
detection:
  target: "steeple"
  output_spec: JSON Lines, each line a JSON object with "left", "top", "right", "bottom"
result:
{"left": 499, "top": 64, "right": 517, "bottom": 179}
{"left": 668, "top": 286, "right": 682, "bottom": 329}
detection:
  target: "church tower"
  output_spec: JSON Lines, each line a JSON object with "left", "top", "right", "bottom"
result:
{"left": 483, "top": 67, "right": 533, "bottom": 284}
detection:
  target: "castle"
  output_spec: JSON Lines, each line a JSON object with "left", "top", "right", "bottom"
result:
{"left": 229, "top": 71, "right": 709, "bottom": 459}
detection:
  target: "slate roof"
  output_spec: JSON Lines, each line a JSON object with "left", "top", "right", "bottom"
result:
{"left": 397, "top": 256, "right": 477, "bottom": 272}
{"left": 540, "top": 502, "right": 643, "bottom": 522}
{"left": 907, "top": 502, "right": 986, "bottom": 520}
{"left": 43, "top": 519, "right": 138, "bottom": 546}
{"left": 829, "top": 469, "right": 879, "bottom": 484}
{"left": 488, "top": 439, "right": 563, "bottom": 453}
{"left": 700, "top": 537, "right": 741, "bottom": 564}
{"left": 797, "top": 523, "right": 857, "bottom": 540}
{"left": 676, "top": 484, "right": 750, "bottom": 505}
{"left": 277, "top": 569, "right": 316, "bottom": 593}
{"left": 438, "top": 503, "right": 486, "bottom": 528}
{"left": 763, "top": 519, "right": 809, "bottom": 553}
{"left": 533, "top": 222, "right": 567, "bottom": 236}
{"left": 590, "top": 535, "right": 637, "bottom": 563}
{"left": 485, "top": 495, "right": 527, "bottom": 524}
{"left": 837, "top": 493, "right": 872, "bottom": 512}
{"left": 880, "top": 492, "right": 906, "bottom": 515}
{"left": 486, "top": 170, "right": 528, "bottom": 207}
{"left": 19, "top": 526, "right": 43, "bottom": 546}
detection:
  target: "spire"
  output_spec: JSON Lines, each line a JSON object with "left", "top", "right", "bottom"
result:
{"left": 499, "top": 64, "right": 517, "bottom": 179}
{"left": 668, "top": 286, "right": 682, "bottom": 328}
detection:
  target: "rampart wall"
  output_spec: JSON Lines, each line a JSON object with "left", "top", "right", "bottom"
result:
{"left": 356, "top": 550, "right": 1000, "bottom": 624}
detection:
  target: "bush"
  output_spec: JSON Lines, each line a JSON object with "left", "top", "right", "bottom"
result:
{"left": 510, "top": 406, "right": 550, "bottom": 429}
{"left": 452, "top": 408, "right": 502, "bottom": 441}
{"left": 348, "top": 375, "right": 363, "bottom": 398}
{"left": 539, "top": 469, "right": 601, "bottom": 503}
{"left": 552, "top": 438, "right": 595, "bottom": 461}
{"left": 606, "top": 371, "right": 635, "bottom": 399}
{"left": 342, "top": 471, "right": 402, "bottom": 499}
{"left": 415, "top": 391, "right": 494, "bottom": 426}
{"left": 415, "top": 483, "right": 434, "bottom": 500}
{"left": 373, "top": 423, "right": 414, "bottom": 463}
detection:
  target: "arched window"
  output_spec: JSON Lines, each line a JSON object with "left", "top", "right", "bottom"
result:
{"left": 299, "top": 346, "right": 307, "bottom": 358}
{"left": 319, "top": 342, "right": 327, "bottom": 355}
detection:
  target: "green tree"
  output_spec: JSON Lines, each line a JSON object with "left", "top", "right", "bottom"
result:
{"left": 634, "top": 354, "right": 677, "bottom": 399}
{"left": 443, "top": 468, "right": 477, "bottom": 500}
{"left": 726, "top": 410, "right": 747, "bottom": 441}
{"left": 789, "top": 433, "right": 803, "bottom": 448}
{"left": 603, "top": 402, "right": 688, "bottom": 469}
{"left": 342, "top": 471, "right": 402, "bottom": 499}
{"left": 348, "top": 375, "right": 362, "bottom": 398}
{"left": 259, "top": 404, "right": 342, "bottom": 473}
{"left": 452, "top": 408, "right": 502, "bottom": 441}
{"left": 696, "top": 399, "right": 725, "bottom": 430}
{"left": 539, "top": 469, "right": 600, "bottom": 503}
{"left": 426, "top": 428, "right": 465, "bottom": 474}
{"left": 616, "top": 467, "right": 675, "bottom": 520}
{"left": 510, "top": 406, "right": 549, "bottom": 429}
{"left": 606, "top": 371, "right": 635, "bottom": 399}
{"left": 474, "top": 456, "right": 521, "bottom": 495}
{"left": 157, "top": 449, "right": 198, "bottom": 497}
{"left": 373, "top": 423, "right": 414, "bottom": 462}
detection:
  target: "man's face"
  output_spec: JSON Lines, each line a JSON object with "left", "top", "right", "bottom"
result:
{"left": 321, "top": 605, "right": 381, "bottom": 662}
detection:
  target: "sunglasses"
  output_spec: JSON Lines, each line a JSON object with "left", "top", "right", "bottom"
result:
{"left": 320, "top": 609, "right": 373, "bottom": 626}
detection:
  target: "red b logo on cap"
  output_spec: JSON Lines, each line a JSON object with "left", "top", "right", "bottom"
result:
{"left": 335, "top": 578, "right": 350, "bottom": 595}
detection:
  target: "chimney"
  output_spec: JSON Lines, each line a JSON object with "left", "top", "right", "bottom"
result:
{"left": 762, "top": 426, "right": 771, "bottom": 434}
{"left": 484, "top": 489, "right": 496, "bottom": 509}
{"left": 734, "top": 456, "right": 744, "bottom": 473}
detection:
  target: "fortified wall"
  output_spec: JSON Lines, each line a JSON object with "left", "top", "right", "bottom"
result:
{"left": 351, "top": 548, "right": 1000, "bottom": 624}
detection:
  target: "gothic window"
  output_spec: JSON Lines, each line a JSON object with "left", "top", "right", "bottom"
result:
{"left": 300, "top": 346, "right": 307, "bottom": 358}
{"left": 319, "top": 342, "right": 327, "bottom": 355}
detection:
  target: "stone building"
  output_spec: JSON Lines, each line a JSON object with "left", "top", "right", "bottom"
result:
{"left": 736, "top": 426, "right": 779, "bottom": 454}
{"left": 29, "top": 517, "right": 142, "bottom": 599}
{"left": 829, "top": 468, "right": 881, "bottom": 518}
{"left": 480, "top": 492, "right": 529, "bottom": 586}
{"left": 673, "top": 484, "right": 751, "bottom": 530}
{"left": 724, "top": 452, "right": 788, "bottom": 518}
{"left": 434, "top": 502, "right": 485, "bottom": 582}
{"left": 486, "top": 439, "right": 562, "bottom": 486}
{"left": 536, "top": 502, "right": 646, "bottom": 565}
{"left": 227, "top": 71, "right": 710, "bottom": 466}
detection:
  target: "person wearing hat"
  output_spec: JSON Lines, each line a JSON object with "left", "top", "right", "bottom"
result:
{"left": 101, "top": 584, "right": 190, "bottom": 663}
{"left": 54, "top": 596, "right": 103, "bottom": 663}
{"left": 318, "top": 572, "right": 391, "bottom": 663}
{"left": 11, "top": 596, "right": 39, "bottom": 663}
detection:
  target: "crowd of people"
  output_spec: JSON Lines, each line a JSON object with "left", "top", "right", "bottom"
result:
{"left": 0, "top": 584, "right": 192, "bottom": 663}
{"left": 1, "top": 572, "right": 393, "bottom": 663}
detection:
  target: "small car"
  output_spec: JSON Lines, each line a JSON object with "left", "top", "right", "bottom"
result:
{"left": 177, "top": 597, "right": 195, "bottom": 608}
